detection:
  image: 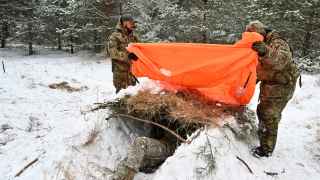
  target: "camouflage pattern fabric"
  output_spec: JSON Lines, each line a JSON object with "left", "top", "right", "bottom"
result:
{"left": 256, "top": 31, "right": 299, "bottom": 153}
{"left": 112, "top": 162, "right": 136, "bottom": 180}
{"left": 112, "top": 137, "right": 176, "bottom": 180}
{"left": 112, "top": 60, "right": 136, "bottom": 93}
{"left": 125, "top": 137, "right": 175, "bottom": 172}
{"left": 107, "top": 21, "right": 139, "bottom": 93}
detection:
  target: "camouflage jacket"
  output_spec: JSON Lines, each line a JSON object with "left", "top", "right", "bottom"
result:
{"left": 107, "top": 21, "right": 139, "bottom": 63}
{"left": 257, "top": 31, "right": 299, "bottom": 85}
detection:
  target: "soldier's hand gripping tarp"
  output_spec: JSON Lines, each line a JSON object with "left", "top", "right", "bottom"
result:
{"left": 127, "top": 32, "right": 264, "bottom": 105}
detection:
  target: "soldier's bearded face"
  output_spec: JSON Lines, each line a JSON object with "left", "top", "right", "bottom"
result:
{"left": 245, "top": 25, "right": 256, "bottom": 33}
{"left": 124, "top": 21, "right": 136, "bottom": 31}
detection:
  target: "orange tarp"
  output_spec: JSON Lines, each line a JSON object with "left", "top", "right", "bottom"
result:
{"left": 127, "top": 32, "right": 263, "bottom": 105}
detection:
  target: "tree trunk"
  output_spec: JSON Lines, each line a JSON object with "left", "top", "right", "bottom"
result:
{"left": 28, "top": 42, "right": 33, "bottom": 55}
{"left": 202, "top": 13, "right": 207, "bottom": 43}
{"left": 69, "top": 35, "right": 74, "bottom": 54}
{"left": 57, "top": 33, "right": 62, "bottom": 50}
{"left": 70, "top": 44, "right": 74, "bottom": 54}
{"left": 201, "top": 0, "right": 208, "bottom": 43}
{"left": 1, "top": 39, "right": 5, "bottom": 48}
{"left": 1, "top": 21, "right": 9, "bottom": 48}
{"left": 302, "top": 32, "right": 312, "bottom": 57}
{"left": 302, "top": 10, "right": 314, "bottom": 57}
{"left": 94, "top": 30, "right": 100, "bottom": 53}
{"left": 119, "top": 0, "right": 122, "bottom": 16}
{"left": 27, "top": 22, "right": 34, "bottom": 55}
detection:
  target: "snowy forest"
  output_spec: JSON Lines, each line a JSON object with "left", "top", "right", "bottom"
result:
{"left": 1, "top": 1, "right": 320, "bottom": 180}
{"left": 1, "top": 0, "right": 319, "bottom": 59}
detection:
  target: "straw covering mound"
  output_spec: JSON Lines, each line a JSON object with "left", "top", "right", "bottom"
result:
{"left": 95, "top": 90, "right": 256, "bottom": 139}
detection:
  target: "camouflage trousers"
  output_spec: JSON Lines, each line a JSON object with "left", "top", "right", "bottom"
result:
{"left": 257, "top": 81, "right": 297, "bottom": 153}
{"left": 113, "top": 136, "right": 176, "bottom": 180}
{"left": 112, "top": 60, "right": 136, "bottom": 93}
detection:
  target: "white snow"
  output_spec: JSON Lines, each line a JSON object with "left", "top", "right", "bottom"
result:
{"left": 0, "top": 48, "right": 320, "bottom": 180}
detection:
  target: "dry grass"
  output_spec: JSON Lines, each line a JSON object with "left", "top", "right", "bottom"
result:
{"left": 54, "top": 162, "right": 75, "bottom": 180}
{"left": 63, "top": 169, "right": 75, "bottom": 180}
{"left": 91, "top": 89, "right": 246, "bottom": 139}
{"left": 82, "top": 121, "right": 102, "bottom": 147}
{"left": 124, "top": 90, "right": 232, "bottom": 127}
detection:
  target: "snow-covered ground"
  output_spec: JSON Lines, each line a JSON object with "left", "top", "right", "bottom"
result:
{"left": 0, "top": 48, "right": 319, "bottom": 180}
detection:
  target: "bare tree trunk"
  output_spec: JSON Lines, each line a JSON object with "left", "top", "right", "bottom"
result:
{"left": 201, "top": 0, "right": 208, "bottom": 43}
{"left": 1, "top": 21, "right": 8, "bottom": 48}
{"left": 119, "top": 0, "right": 123, "bottom": 16}
{"left": 1, "top": 39, "right": 5, "bottom": 48}
{"left": 28, "top": 42, "right": 33, "bottom": 55}
{"left": 302, "top": 11, "right": 314, "bottom": 57}
{"left": 57, "top": 33, "right": 62, "bottom": 50}
{"left": 69, "top": 35, "right": 74, "bottom": 54}
{"left": 302, "top": 32, "right": 312, "bottom": 57}
{"left": 27, "top": 22, "right": 34, "bottom": 55}
{"left": 93, "top": 30, "right": 100, "bottom": 53}
{"left": 70, "top": 44, "right": 74, "bottom": 54}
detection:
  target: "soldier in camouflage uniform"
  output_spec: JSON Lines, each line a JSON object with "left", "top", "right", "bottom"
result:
{"left": 246, "top": 21, "right": 300, "bottom": 157}
{"left": 107, "top": 15, "right": 139, "bottom": 93}
{"left": 107, "top": 16, "right": 178, "bottom": 180}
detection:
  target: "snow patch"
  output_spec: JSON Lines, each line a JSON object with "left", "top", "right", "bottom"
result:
{"left": 1, "top": 48, "right": 320, "bottom": 180}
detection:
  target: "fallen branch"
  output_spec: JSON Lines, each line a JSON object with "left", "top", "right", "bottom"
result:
{"left": 204, "top": 126, "right": 215, "bottom": 154}
{"left": 264, "top": 168, "right": 285, "bottom": 176}
{"left": 81, "top": 102, "right": 109, "bottom": 114}
{"left": 236, "top": 156, "right": 253, "bottom": 174}
{"left": 15, "top": 158, "right": 39, "bottom": 177}
{"left": 188, "top": 127, "right": 203, "bottom": 142}
{"left": 116, "top": 114, "right": 191, "bottom": 144}
{"left": 264, "top": 171, "right": 278, "bottom": 176}
{"left": 204, "top": 127, "right": 216, "bottom": 168}
{"left": 2, "top": 60, "right": 5, "bottom": 73}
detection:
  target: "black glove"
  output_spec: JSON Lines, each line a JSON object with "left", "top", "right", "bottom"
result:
{"left": 128, "top": 53, "right": 138, "bottom": 61}
{"left": 252, "top": 41, "right": 267, "bottom": 57}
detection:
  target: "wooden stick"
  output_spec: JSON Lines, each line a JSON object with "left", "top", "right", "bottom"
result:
{"left": 15, "top": 158, "right": 39, "bottom": 177}
{"left": 264, "top": 171, "right": 279, "bottom": 176}
{"left": 204, "top": 127, "right": 216, "bottom": 163}
{"left": 80, "top": 103, "right": 108, "bottom": 114}
{"left": 117, "top": 114, "right": 191, "bottom": 144}
{"left": 236, "top": 156, "right": 254, "bottom": 174}
{"left": 2, "top": 60, "right": 5, "bottom": 73}
{"left": 188, "top": 128, "right": 203, "bottom": 142}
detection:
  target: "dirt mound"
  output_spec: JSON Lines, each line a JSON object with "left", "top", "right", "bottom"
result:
{"left": 87, "top": 90, "right": 255, "bottom": 141}
{"left": 48, "top": 81, "right": 88, "bottom": 93}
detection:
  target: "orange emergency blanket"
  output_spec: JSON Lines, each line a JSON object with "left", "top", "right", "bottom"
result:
{"left": 127, "top": 32, "right": 264, "bottom": 105}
